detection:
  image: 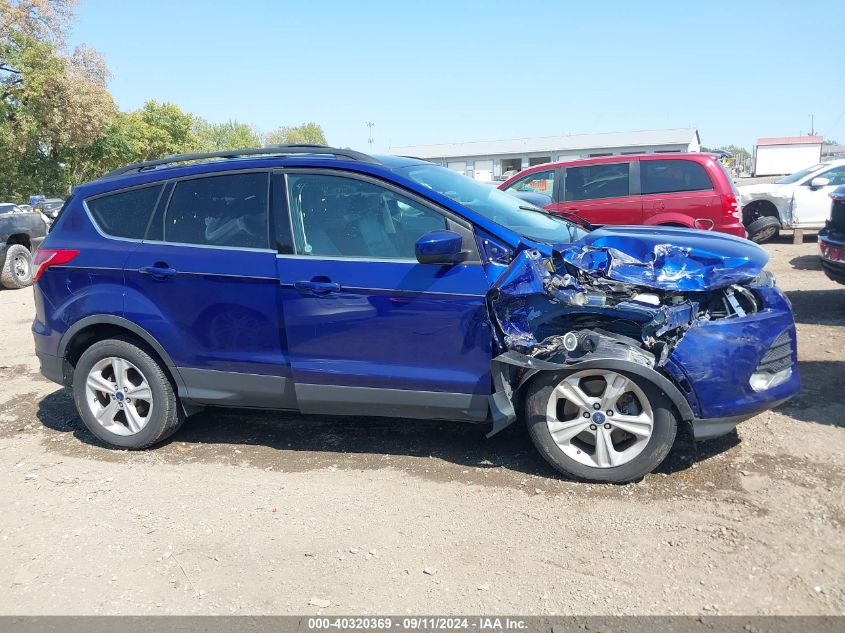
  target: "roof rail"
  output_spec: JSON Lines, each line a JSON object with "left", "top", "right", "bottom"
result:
{"left": 101, "top": 144, "right": 380, "bottom": 178}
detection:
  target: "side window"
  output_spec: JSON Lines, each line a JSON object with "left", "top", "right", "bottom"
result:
{"left": 164, "top": 172, "right": 269, "bottom": 249}
{"left": 565, "top": 163, "right": 630, "bottom": 201}
{"left": 641, "top": 160, "right": 713, "bottom": 195}
{"left": 86, "top": 185, "right": 162, "bottom": 239}
{"left": 817, "top": 166, "right": 845, "bottom": 186}
{"left": 503, "top": 170, "right": 555, "bottom": 196}
{"left": 286, "top": 174, "right": 447, "bottom": 259}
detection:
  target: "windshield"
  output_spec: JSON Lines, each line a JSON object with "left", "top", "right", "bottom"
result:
{"left": 775, "top": 163, "right": 827, "bottom": 184}
{"left": 393, "top": 163, "right": 587, "bottom": 244}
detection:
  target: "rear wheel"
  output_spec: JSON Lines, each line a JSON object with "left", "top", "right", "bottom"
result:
{"left": 72, "top": 338, "right": 183, "bottom": 449}
{"left": 746, "top": 216, "right": 780, "bottom": 243}
{"left": 524, "top": 369, "right": 677, "bottom": 483}
{"left": 1, "top": 244, "right": 33, "bottom": 289}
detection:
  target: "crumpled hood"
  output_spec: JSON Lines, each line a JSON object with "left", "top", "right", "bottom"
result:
{"left": 557, "top": 225, "right": 769, "bottom": 291}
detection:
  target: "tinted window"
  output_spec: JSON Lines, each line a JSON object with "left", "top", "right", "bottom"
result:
{"left": 564, "top": 163, "right": 630, "bottom": 201}
{"left": 165, "top": 172, "right": 269, "bottom": 249}
{"left": 87, "top": 185, "right": 162, "bottom": 239}
{"left": 641, "top": 160, "right": 712, "bottom": 195}
{"left": 504, "top": 170, "right": 555, "bottom": 196}
{"left": 286, "top": 174, "right": 447, "bottom": 259}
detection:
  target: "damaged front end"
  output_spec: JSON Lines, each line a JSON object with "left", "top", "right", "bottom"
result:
{"left": 485, "top": 227, "right": 786, "bottom": 437}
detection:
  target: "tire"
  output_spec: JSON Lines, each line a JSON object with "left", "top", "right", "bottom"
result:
{"left": 1, "top": 244, "right": 33, "bottom": 289}
{"left": 72, "top": 337, "right": 184, "bottom": 449}
{"left": 745, "top": 216, "right": 780, "bottom": 244}
{"left": 524, "top": 368, "right": 677, "bottom": 483}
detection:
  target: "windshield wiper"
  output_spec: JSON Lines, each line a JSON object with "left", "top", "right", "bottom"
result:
{"left": 519, "top": 205, "right": 594, "bottom": 231}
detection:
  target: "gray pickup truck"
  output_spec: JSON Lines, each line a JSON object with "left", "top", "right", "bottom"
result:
{"left": 0, "top": 210, "right": 47, "bottom": 289}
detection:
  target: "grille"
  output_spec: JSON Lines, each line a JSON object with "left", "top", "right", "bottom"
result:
{"left": 756, "top": 330, "right": 793, "bottom": 374}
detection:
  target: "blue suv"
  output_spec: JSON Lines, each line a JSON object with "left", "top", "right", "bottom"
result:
{"left": 32, "top": 145, "right": 800, "bottom": 482}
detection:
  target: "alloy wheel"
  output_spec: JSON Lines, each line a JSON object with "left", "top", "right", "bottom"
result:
{"left": 84, "top": 356, "right": 154, "bottom": 436}
{"left": 545, "top": 369, "right": 654, "bottom": 469}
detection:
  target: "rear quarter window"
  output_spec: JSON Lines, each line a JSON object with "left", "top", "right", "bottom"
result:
{"left": 641, "top": 159, "right": 713, "bottom": 195}
{"left": 86, "top": 185, "right": 163, "bottom": 239}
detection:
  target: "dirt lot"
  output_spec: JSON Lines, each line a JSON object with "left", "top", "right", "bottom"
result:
{"left": 0, "top": 236, "right": 843, "bottom": 616}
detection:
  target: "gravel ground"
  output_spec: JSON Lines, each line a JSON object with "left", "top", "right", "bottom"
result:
{"left": 0, "top": 236, "right": 843, "bottom": 615}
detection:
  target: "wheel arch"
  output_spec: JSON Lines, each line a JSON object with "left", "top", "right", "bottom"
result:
{"left": 742, "top": 198, "right": 782, "bottom": 226}
{"left": 59, "top": 316, "right": 186, "bottom": 393}
{"left": 6, "top": 233, "right": 32, "bottom": 250}
{"left": 488, "top": 352, "right": 696, "bottom": 437}
{"left": 523, "top": 358, "right": 695, "bottom": 423}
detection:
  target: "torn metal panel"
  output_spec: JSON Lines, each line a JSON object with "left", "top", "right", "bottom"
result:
{"left": 484, "top": 232, "right": 766, "bottom": 434}
{"left": 739, "top": 184, "right": 795, "bottom": 226}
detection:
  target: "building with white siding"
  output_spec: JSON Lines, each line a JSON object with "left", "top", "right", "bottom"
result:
{"left": 391, "top": 128, "right": 701, "bottom": 181}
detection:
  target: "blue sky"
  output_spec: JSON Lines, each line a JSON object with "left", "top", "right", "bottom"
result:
{"left": 70, "top": 0, "right": 845, "bottom": 153}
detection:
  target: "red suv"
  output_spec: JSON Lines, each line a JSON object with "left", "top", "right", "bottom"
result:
{"left": 498, "top": 153, "right": 746, "bottom": 237}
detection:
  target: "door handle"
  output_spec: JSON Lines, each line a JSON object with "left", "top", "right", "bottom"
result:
{"left": 294, "top": 279, "right": 341, "bottom": 295}
{"left": 139, "top": 265, "right": 177, "bottom": 280}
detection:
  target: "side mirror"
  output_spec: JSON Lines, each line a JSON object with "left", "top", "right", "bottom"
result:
{"left": 415, "top": 230, "right": 465, "bottom": 265}
{"left": 810, "top": 176, "right": 831, "bottom": 189}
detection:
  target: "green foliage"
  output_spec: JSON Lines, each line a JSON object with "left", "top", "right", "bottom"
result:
{"left": 265, "top": 122, "right": 327, "bottom": 146}
{"left": 193, "top": 118, "right": 260, "bottom": 152}
{"left": 0, "top": 0, "right": 327, "bottom": 202}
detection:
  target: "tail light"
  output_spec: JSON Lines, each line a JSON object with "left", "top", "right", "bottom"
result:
{"left": 723, "top": 192, "right": 741, "bottom": 219}
{"left": 32, "top": 249, "right": 79, "bottom": 281}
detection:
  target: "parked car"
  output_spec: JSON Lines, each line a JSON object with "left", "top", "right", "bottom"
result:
{"left": 33, "top": 145, "right": 799, "bottom": 483}
{"left": 0, "top": 203, "right": 22, "bottom": 214}
{"left": 1, "top": 207, "right": 47, "bottom": 288}
{"left": 818, "top": 184, "right": 845, "bottom": 285}
{"left": 34, "top": 197, "right": 65, "bottom": 220}
{"left": 739, "top": 159, "right": 845, "bottom": 243}
{"left": 498, "top": 153, "right": 746, "bottom": 238}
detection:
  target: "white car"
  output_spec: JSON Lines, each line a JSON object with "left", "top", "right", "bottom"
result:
{"left": 739, "top": 159, "right": 845, "bottom": 242}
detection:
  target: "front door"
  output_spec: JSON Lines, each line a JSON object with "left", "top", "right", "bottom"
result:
{"left": 792, "top": 165, "right": 845, "bottom": 226}
{"left": 273, "top": 170, "right": 492, "bottom": 421}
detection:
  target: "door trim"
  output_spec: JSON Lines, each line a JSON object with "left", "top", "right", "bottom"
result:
{"left": 295, "top": 384, "right": 489, "bottom": 422}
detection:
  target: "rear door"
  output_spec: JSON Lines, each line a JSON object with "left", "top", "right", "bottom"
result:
{"left": 640, "top": 158, "right": 719, "bottom": 226}
{"left": 273, "top": 169, "right": 492, "bottom": 420}
{"left": 123, "top": 170, "right": 290, "bottom": 406}
{"left": 549, "top": 161, "right": 641, "bottom": 226}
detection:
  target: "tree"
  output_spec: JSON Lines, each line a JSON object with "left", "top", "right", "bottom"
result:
{"left": 1, "top": 0, "right": 115, "bottom": 198}
{"left": 193, "top": 118, "right": 260, "bottom": 152}
{"left": 265, "top": 122, "right": 326, "bottom": 146}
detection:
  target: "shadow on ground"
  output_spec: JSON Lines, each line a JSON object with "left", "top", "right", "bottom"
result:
{"left": 785, "top": 289, "right": 845, "bottom": 326}
{"left": 789, "top": 254, "right": 822, "bottom": 271}
{"left": 776, "top": 360, "right": 845, "bottom": 427}
{"left": 36, "top": 387, "right": 734, "bottom": 483}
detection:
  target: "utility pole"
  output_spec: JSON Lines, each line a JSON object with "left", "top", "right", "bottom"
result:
{"left": 810, "top": 114, "right": 815, "bottom": 136}
{"left": 365, "top": 121, "right": 375, "bottom": 149}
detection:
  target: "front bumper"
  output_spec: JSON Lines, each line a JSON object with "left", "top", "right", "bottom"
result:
{"left": 669, "top": 282, "right": 800, "bottom": 425}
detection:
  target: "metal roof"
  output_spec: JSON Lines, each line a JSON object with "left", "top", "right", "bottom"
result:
{"left": 391, "top": 128, "right": 699, "bottom": 159}
{"left": 756, "top": 135, "right": 824, "bottom": 146}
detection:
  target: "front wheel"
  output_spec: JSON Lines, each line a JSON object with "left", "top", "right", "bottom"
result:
{"left": 72, "top": 337, "right": 184, "bottom": 449}
{"left": 524, "top": 369, "right": 677, "bottom": 483}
